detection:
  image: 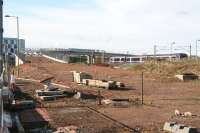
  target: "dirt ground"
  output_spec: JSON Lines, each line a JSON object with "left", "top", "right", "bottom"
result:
{"left": 17, "top": 56, "right": 200, "bottom": 132}
{"left": 17, "top": 80, "right": 130, "bottom": 133}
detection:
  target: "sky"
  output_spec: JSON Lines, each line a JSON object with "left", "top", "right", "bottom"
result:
{"left": 3, "top": 0, "right": 200, "bottom": 54}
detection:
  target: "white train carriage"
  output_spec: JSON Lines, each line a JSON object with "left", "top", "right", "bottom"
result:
{"left": 109, "top": 53, "right": 188, "bottom": 64}
{"left": 110, "top": 56, "right": 145, "bottom": 64}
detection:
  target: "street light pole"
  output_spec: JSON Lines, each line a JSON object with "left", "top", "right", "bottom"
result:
{"left": 5, "top": 15, "right": 20, "bottom": 77}
{"left": 16, "top": 16, "right": 19, "bottom": 77}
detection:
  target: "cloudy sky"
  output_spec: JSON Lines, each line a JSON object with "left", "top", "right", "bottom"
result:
{"left": 3, "top": 0, "right": 200, "bottom": 54}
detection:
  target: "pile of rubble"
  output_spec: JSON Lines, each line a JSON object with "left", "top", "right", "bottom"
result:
{"left": 35, "top": 77, "right": 102, "bottom": 101}
{"left": 35, "top": 77, "right": 69, "bottom": 101}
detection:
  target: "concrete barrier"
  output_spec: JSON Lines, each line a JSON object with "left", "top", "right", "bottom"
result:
{"left": 82, "top": 79, "right": 118, "bottom": 89}
{"left": 38, "top": 95, "right": 67, "bottom": 101}
{"left": 74, "top": 92, "right": 102, "bottom": 100}
{"left": 175, "top": 73, "right": 199, "bottom": 81}
{"left": 163, "top": 122, "right": 199, "bottom": 133}
{"left": 42, "top": 54, "right": 68, "bottom": 64}
{"left": 35, "top": 90, "right": 64, "bottom": 96}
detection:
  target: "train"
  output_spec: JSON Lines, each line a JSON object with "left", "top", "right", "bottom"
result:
{"left": 109, "top": 53, "right": 188, "bottom": 64}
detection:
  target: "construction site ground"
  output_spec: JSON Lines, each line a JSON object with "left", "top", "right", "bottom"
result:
{"left": 17, "top": 56, "right": 200, "bottom": 132}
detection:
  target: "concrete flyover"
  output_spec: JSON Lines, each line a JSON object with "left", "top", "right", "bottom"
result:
{"left": 40, "top": 48, "right": 134, "bottom": 64}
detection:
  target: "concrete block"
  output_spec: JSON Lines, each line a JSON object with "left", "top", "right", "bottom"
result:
{"left": 102, "top": 99, "right": 113, "bottom": 105}
{"left": 72, "top": 71, "right": 92, "bottom": 84}
{"left": 83, "top": 79, "right": 126, "bottom": 89}
{"left": 39, "top": 96, "right": 55, "bottom": 101}
{"left": 100, "top": 82, "right": 110, "bottom": 89}
{"left": 74, "top": 92, "right": 81, "bottom": 99}
{"left": 82, "top": 79, "right": 89, "bottom": 85}
{"left": 175, "top": 73, "right": 199, "bottom": 81}
{"left": 163, "top": 122, "right": 199, "bottom": 133}
{"left": 38, "top": 94, "right": 67, "bottom": 101}
{"left": 176, "top": 126, "right": 198, "bottom": 133}
{"left": 116, "top": 82, "right": 125, "bottom": 88}
{"left": 84, "top": 79, "right": 116, "bottom": 89}
{"left": 163, "top": 122, "right": 177, "bottom": 132}
{"left": 35, "top": 90, "right": 64, "bottom": 96}
{"left": 88, "top": 79, "right": 98, "bottom": 87}
{"left": 74, "top": 92, "right": 100, "bottom": 100}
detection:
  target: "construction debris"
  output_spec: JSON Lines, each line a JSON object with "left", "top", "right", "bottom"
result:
{"left": 102, "top": 98, "right": 139, "bottom": 107}
{"left": 73, "top": 92, "right": 101, "bottom": 100}
{"left": 72, "top": 71, "right": 92, "bottom": 84}
{"left": 82, "top": 79, "right": 126, "bottom": 89}
{"left": 184, "top": 112, "right": 193, "bottom": 117}
{"left": 175, "top": 73, "right": 199, "bottom": 81}
{"left": 28, "top": 128, "right": 52, "bottom": 133}
{"left": 40, "top": 77, "right": 59, "bottom": 91}
{"left": 35, "top": 89, "right": 67, "bottom": 101}
{"left": 102, "top": 99, "right": 113, "bottom": 105}
{"left": 53, "top": 126, "right": 80, "bottom": 133}
{"left": 174, "top": 110, "right": 194, "bottom": 117}
{"left": 36, "top": 90, "right": 65, "bottom": 96}
{"left": 82, "top": 79, "right": 115, "bottom": 89}
{"left": 72, "top": 71, "right": 127, "bottom": 89}
{"left": 38, "top": 95, "right": 67, "bottom": 101}
{"left": 73, "top": 92, "right": 81, "bottom": 99}
{"left": 36, "top": 90, "right": 67, "bottom": 101}
{"left": 163, "top": 122, "right": 199, "bottom": 133}
{"left": 175, "top": 109, "right": 181, "bottom": 116}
